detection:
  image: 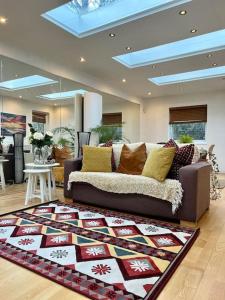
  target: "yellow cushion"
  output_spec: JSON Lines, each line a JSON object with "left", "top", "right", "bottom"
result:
{"left": 53, "top": 167, "right": 64, "bottom": 183}
{"left": 142, "top": 147, "right": 176, "bottom": 182}
{"left": 81, "top": 146, "right": 112, "bottom": 172}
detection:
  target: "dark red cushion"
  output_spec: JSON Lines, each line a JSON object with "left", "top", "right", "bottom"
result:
{"left": 101, "top": 140, "right": 116, "bottom": 171}
{"left": 164, "top": 139, "right": 194, "bottom": 179}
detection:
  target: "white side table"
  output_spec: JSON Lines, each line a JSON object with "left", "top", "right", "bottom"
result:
{"left": 25, "top": 163, "right": 60, "bottom": 199}
{"left": 23, "top": 169, "right": 51, "bottom": 205}
{"left": 0, "top": 159, "right": 9, "bottom": 191}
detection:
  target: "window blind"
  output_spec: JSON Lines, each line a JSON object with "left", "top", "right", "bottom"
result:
{"left": 32, "top": 111, "right": 47, "bottom": 124}
{"left": 102, "top": 112, "right": 122, "bottom": 125}
{"left": 169, "top": 105, "right": 207, "bottom": 124}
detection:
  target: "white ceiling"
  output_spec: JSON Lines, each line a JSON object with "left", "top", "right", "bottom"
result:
{"left": 0, "top": 55, "right": 126, "bottom": 106}
{"left": 0, "top": 0, "right": 225, "bottom": 102}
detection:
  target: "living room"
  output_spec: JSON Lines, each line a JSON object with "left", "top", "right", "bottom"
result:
{"left": 0, "top": 1, "right": 225, "bottom": 299}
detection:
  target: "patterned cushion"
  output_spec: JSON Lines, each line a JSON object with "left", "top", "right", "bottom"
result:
{"left": 164, "top": 139, "right": 194, "bottom": 179}
{"left": 101, "top": 140, "right": 116, "bottom": 171}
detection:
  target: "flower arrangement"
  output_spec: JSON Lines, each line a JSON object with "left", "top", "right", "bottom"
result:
{"left": 28, "top": 123, "right": 53, "bottom": 148}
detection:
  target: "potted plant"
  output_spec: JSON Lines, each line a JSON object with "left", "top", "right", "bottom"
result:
{"left": 52, "top": 126, "right": 75, "bottom": 149}
{"left": 91, "top": 123, "right": 124, "bottom": 144}
{"left": 28, "top": 123, "right": 54, "bottom": 164}
{"left": 179, "top": 134, "right": 193, "bottom": 144}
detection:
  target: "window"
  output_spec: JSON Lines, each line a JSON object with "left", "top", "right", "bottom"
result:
{"left": 169, "top": 105, "right": 207, "bottom": 141}
{"left": 102, "top": 112, "right": 122, "bottom": 141}
{"left": 42, "top": 0, "right": 190, "bottom": 38}
{"left": 32, "top": 111, "right": 48, "bottom": 133}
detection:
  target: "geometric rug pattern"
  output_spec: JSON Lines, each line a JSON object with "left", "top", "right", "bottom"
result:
{"left": 0, "top": 201, "right": 199, "bottom": 300}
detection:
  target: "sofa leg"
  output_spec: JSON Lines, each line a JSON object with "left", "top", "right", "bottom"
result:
{"left": 180, "top": 220, "right": 198, "bottom": 228}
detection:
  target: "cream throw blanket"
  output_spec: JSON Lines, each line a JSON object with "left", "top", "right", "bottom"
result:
{"left": 68, "top": 172, "right": 183, "bottom": 214}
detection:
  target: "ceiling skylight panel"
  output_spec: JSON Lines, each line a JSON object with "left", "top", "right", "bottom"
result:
{"left": 0, "top": 75, "right": 57, "bottom": 90}
{"left": 39, "top": 89, "right": 86, "bottom": 100}
{"left": 42, "top": 0, "right": 192, "bottom": 38}
{"left": 113, "top": 29, "right": 225, "bottom": 68}
{"left": 149, "top": 66, "right": 225, "bottom": 85}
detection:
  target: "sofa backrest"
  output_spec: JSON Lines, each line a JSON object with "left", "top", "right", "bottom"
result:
{"left": 112, "top": 142, "right": 200, "bottom": 168}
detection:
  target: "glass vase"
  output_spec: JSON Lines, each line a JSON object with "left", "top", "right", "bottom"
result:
{"left": 33, "top": 146, "right": 51, "bottom": 164}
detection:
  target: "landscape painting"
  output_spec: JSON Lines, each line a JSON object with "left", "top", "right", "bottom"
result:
{"left": 1, "top": 112, "right": 26, "bottom": 136}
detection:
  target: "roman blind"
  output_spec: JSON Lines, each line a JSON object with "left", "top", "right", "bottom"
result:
{"left": 102, "top": 112, "right": 122, "bottom": 125}
{"left": 169, "top": 105, "right": 207, "bottom": 124}
{"left": 32, "top": 111, "right": 47, "bottom": 124}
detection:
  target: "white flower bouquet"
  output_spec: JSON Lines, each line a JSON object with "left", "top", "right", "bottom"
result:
{"left": 28, "top": 123, "right": 53, "bottom": 148}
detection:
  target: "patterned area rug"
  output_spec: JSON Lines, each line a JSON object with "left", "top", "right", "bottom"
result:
{"left": 0, "top": 201, "right": 199, "bottom": 300}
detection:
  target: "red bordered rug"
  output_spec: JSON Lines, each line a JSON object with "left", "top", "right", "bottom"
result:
{"left": 0, "top": 201, "right": 199, "bottom": 300}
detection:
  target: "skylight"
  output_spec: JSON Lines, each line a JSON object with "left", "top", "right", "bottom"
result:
{"left": 0, "top": 75, "right": 57, "bottom": 91}
{"left": 42, "top": 0, "right": 191, "bottom": 38}
{"left": 149, "top": 66, "right": 225, "bottom": 85}
{"left": 39, "top": 89, "right": 86, "bottom": 100}
{"left": 113, "top": 29, "right": 225, "bottom": 68}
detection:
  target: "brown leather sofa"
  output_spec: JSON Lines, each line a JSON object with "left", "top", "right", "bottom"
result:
{"left": 64, "top": 158, "right": 211, "bottom": 222}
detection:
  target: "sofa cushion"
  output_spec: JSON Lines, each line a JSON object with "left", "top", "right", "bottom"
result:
{"left": 117, "top": 143, "right": 147, "bottom": 175}
{"left": 101, "top": 140, "right": 116, "bottom": 171}
{"left": 112, "top": 142, "right": 198, "bottom": 169}
{"left": 81, "top": 146, "right": 112, "bottom": 172}
{"left": 113, "top": 142, "right": 161, "bottom": 168}
{"left": 142, "top": 147, "right": 176, "bottom": 182}
{"left": 164, "top": 139, "right": 195, "bottom": 179}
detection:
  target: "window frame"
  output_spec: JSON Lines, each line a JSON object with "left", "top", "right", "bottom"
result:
{"left": 169, "top": 105, "right": 207, "bottom": 143}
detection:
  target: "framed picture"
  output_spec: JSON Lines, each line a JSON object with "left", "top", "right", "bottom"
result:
{"left": 0, "top": 112, "right": 26, "bottom": 136}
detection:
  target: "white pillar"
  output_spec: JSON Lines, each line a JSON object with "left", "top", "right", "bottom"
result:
{"left": 83, "top": 92, "right": 102, "bottom": 145}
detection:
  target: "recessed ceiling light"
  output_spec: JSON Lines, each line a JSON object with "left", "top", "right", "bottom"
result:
{"left": 148, "top": 92, "right": 152, "bottom": 95}
{"left": 80, "top": 57, "right": 86, "bottom": 63}
{"left": 212, "top": 63, "right": 218, "bottom": 67}
{"left": 126, "top": 46, "right": 132, "bottom": 51}
{"left": 109, "top": 33, "right": 116, "bottom": 37}
{"left": 0, "top": 17, "right": 7, "bottom": 24}
{"left": 179, "top": 10, "right": 187, "bottom": 15}
{"left": 122, "top": 78, "right": 126, "bottom": 83}
{"left": 190, "top": 28, "right": 197, "bottom": 33}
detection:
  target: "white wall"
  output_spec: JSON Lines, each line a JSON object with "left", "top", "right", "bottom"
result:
{"left": 0, "top": 96, "right": 54, "bottom": 146}
{"left": 103, "top": 100, "right": 140, "bottom": 143}
{"left": 141, "top": 90, "right": 225, "bottom": 171}
{"left": 52, "top": 105, "right": 75, "bottom": 129}
{"left": 0, "top": 96, "right": 141, "bottom": 149}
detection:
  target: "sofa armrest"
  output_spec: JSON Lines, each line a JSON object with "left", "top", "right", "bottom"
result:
{"left": 64, "top": 157, "right": 82, "bottom": 198}
{"left": 179, "top": 162, "right": 211, "bottom": 222}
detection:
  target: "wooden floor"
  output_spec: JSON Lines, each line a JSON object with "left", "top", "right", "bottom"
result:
{"left": 1, "top": 184, "right": 225, "bottom": 300}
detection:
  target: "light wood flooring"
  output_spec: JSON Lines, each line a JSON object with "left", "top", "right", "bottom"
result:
{"left": 0, "top": 184, "right": 225, "bottom": 300}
